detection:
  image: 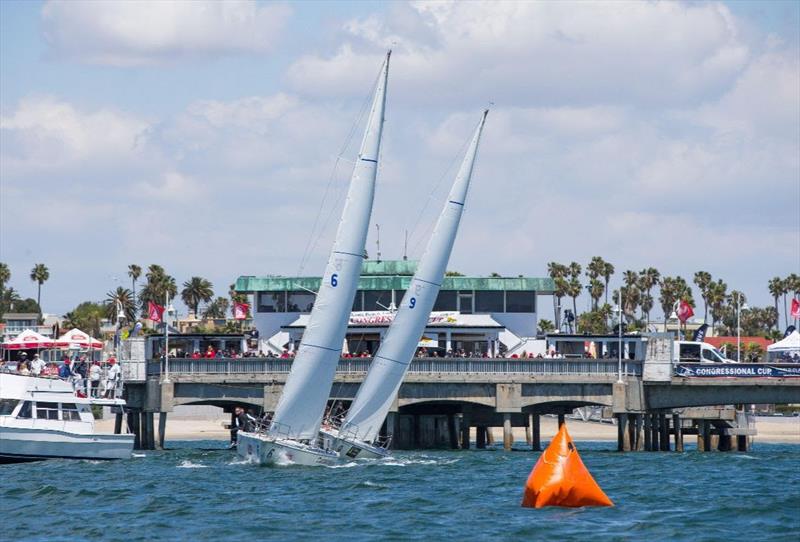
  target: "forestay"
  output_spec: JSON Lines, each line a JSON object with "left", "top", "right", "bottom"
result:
{"left": 341, "top": 110, "right": 489, "bottom": 443}
{"left": 269, "top": 52, "right": 391, "bottom": 441}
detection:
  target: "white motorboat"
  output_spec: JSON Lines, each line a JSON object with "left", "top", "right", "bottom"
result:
{"left": 0, "top": 373, "right": 134, "bottom": 463}
{"left": 237, "top": 50, "right": 391, "bottom": 466}
{"left": 327, "top": 110, "right": 489, "bottom": 459}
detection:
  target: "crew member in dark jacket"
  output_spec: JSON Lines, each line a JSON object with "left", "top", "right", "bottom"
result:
{"left": 230, "top": 406, "right": 249, "bottom": 447}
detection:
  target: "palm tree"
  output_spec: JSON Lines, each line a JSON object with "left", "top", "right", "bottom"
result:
{"left": 588, "top": 278, "right": 604, "bottom": 310}
{"left": 139, "top": 265, "right": 177, "bottom": 315}
{"left": 707, "top": 279, "right": 728, "bottom": 333}
{"left": 659, "top": 276, "right": 692, "bottom": 331}
{"left": 0, "top": 262, "right": 9, "bottom": 291}
{"left": 601, "top": 261, "right": 615, "bottom": 306}
{"left": 787, "top": 273, "right": 800, "bottom": 326}
{"left": 640, "top": 293, "right": 654, "bottom": 329}
{"left": 29, "top": 263, "right": 49, "bottom": 318}
{"left": 586, "top": 256, "right": 607, "bottom": 309}
{"left": 693, "top": 271, "right": 713, "bottom": 323}
{"left": 547, "top": 262, "right": 568, "bottom": 328}
{"left": 182, "top": 277, "right": 214, "bottom": 317}
{"left": 106, "top": 287, "right": 136, "bottom": 323}
{"left": 768, "top": 276, "right": 784, "bottom": 331}
{"left": 622, "top": 270, "right": 639, "bottom": 316}
{"left": 567, "top": 262, "right": 582, "bottom": 330}
{"left": 128, "top": 264, "right": 142, "bottom": 306}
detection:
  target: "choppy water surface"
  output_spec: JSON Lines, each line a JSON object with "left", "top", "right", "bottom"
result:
{"left": 2, "top": 441, "right": 798, "bottom": 541}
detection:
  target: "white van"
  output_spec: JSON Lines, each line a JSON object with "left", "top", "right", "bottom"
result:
{"left": 674, "top": 340, "right": 736, "bottom": 364}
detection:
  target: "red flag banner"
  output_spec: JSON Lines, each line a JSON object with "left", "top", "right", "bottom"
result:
{"left": 233, "top": 302, "right": 249, "bottom": 320}
{"left": 791, "top": 298, "right": 800, "bottom": 319}
{"left": 677, "top": 299, "right": 694, "bottom": 323}
{"left": 148, "top": 301, "right": 165, "bottom": 323}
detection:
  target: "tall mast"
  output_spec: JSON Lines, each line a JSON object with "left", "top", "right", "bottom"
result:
{"left": 342, "top": 110, "right": 488, "bottom": 442}
{"left": 268, "top": 52, "right": 391, "bottom": 441}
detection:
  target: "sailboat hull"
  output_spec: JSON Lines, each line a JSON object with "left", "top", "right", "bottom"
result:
{"left": 236, "top": 431, "right": 341, "bottom": 466}
{"left": 319, "top": 428, "right": 390, "bottom": 460}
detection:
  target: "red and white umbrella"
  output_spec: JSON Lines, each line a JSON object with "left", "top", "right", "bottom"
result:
{"left": 57, "top": 328, "right": 103, "bottom": 349}
{"left": 1, "top": 329, "right": 65, "bottom": 350}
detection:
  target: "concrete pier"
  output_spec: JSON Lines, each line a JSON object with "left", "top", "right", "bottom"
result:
{"left": 502, "top": 414, "right": 513, "bottom": 451}
{"left": 673, "top": 412, "right": 683, "bottom": 452}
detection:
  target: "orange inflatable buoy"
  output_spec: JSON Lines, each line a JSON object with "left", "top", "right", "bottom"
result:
{"left": 521, "top": 423, "right": 613, "bottom": 508}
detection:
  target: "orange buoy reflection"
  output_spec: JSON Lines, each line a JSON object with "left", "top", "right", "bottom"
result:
{"left": 521, "top": 423, "right": 614, "bottom": 509}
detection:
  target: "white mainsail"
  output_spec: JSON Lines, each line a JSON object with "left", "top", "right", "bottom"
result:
{"left": 269, "top": 52, "right": 391, "bottom": 441}
{"left": 341, "top": 110, "right": 488, "bottom": 443}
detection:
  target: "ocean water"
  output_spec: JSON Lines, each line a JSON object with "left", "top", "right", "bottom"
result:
{"left": 2, "top": 441, "right": 799, "bottom": 541}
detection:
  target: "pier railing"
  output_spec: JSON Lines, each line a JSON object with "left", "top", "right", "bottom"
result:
{"left": 146, "top": 357, "right": 642, "bottom": 377}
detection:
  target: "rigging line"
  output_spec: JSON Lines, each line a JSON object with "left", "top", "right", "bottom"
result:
{"left": 405, "top": 126, "right": 473, "bottom": 258}
{"left": 295, "top": 66, "right": 383, "bottom": 276}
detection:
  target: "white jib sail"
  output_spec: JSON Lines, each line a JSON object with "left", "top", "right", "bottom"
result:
{"left": 342, "top": 110, "right": 489, "bottom": 443}
{"left": 269, "top": 52, "right": 391, "bottom": 441}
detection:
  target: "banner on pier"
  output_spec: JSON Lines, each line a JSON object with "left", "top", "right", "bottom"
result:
{"left": 675, "top": 363, "right": 800, "bottom": 378}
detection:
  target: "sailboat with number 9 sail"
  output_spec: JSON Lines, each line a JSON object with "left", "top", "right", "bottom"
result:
{"left": 321, "top": 109, "right": 489, "bottom": 459}
{"left": 237, "top": 51, "right": 391, "bottom": 466}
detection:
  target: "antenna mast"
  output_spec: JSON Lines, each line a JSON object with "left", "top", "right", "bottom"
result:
{"left": 403, "top": 229, "right": 408, "bottom": 261}
{"left": 375, "top": 223, "right": 381, "bottom": 262}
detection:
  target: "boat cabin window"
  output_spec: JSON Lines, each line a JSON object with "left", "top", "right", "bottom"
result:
{"left": 35, "top": 401, "right": 60, "bottom": 420}
{"left": 17, "top": 401, "right": 33, "bottom": 418}
{"left": 61, "top": 403, "right": 81, "bottom": 421}
{"left": 0, "top": 399, "right": 18, "bottom": 415}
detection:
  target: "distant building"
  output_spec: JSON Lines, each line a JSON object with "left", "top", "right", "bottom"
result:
{"left": 1, "top": 313, "right": 56, "bottom": 342}
{"left": 235, "top": 260, "right": 555, "bottom": 356}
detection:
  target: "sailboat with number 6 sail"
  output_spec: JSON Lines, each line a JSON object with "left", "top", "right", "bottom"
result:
{"left": 321, "top": 109, "right": 489, "bottom": 459}
{"left": 237, "top": 51, "right": 391, "bottom": 466}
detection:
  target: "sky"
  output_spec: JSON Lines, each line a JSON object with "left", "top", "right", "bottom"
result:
{"left": 1, "top": 0, "right": 798, "bottom": 319}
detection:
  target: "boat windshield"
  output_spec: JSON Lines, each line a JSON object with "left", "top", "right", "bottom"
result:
{"left": 0, "top": 399, "right": 18, "bottom": 415}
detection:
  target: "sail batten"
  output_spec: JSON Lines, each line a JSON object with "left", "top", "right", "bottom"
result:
{"left": 268, "top": 52, "right": 391, "bottom": 441}
{"left": 342, "top": 110, "right": 488, "bottom": 443}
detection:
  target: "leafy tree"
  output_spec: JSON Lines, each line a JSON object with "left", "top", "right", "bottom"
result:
{"left": 203, "top": 297, "right": 230, "bottom": 319}
{"left": 106, "top": 287, "right": 136, "bottom": 323}
{"left": 577, "top": 304, "right": 613, "bottom": 334}
{"left": 638, "top": 267, "right": 660, "bottom": 327}
{"left": 489, "top": 272, "right": 502, "bottom": 278}
{"left": 693, "top": 271, "right": 713, "bottom": 323}
{"left": 445, "top": 270, "right": 464, "bottom": 277}
{"left": 128, "top": 264, "right": 142, "bottom": 306}
{"left": 707, "top": 279, "right": 728, "bottom": 333}
{"left": 547, "top": 262, "right": 568, "bottom": 329}
{"left": 62, "top": 302, "right": 105, "bottom": 337}
{"left": 0, "top": 262, "right": 9, "bottom": 291}
{"left": 30, "top": 263, "right": 49, "bottom": 317}
{"left": 181, "top": 277, "right": 214, "bottom": 316}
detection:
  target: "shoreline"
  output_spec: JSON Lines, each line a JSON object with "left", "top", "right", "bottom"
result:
{"left": 95, "top": 415, "right": 800, "bottom": 445}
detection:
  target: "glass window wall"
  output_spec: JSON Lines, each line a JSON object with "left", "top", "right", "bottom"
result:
{"left": 475, "top": 291, "right": 504, "bottom": 313}
{"left": 506, "top": 291, "right": 536, "bottom": 312}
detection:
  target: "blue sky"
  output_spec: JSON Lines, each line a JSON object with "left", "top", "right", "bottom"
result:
{"left": 1, "top": 0, "right": 798, "bottom": 320}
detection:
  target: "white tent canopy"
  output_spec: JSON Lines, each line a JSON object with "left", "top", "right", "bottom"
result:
{"left": 57, "top": 328, "right": 103, "bottom": 349}
{"left": 1, "top": 329, "right": 63, "bottom": 350}
{"left": 768, "top": 330, "right": 800, "bottom": 352}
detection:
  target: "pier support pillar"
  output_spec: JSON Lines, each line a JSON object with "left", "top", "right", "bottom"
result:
{"left": 673, "top": 413, "right": 683, "bottom": 452}
{"left": 448, "top": 414, "right": 459, "bottom": 450}
{"left": 413, "top": 415, "right": 421, "bottom": 449}
{"left": 718, "top": 434, "right": 732, "bottom": 452}
{"left": 145, "top": 412, "right": 156, "bottom": 450}
{"left": 736, "top": 435, "right": 749, "bottom": 452}
{"left": 634, "top": 414, "right": 644, "bottom": 451}
{"left": 386, "top": 412, "right": 397, "bottom": 450}
{"left": 709, "top": 432, "right": 719, "bottom": 451}
{"left": 129, "top": 412, "right": 141, "bottom": 450}
{"left": 660, "top": 413, "right": 670, "bottom": 451}
{"left": 460, "top": 416, "right": 470, "bottom": 450}
{"left": 643, "top": 413, "right": 652, "bottom": 451}
{"left": 524, "top": 423, "right": 531, "bottom": 446}
{"left": 157, "top": 412, "right": 167, "bottom": 450}
{"left": 557, "top": 413, "right": 565, "bottom": 428}
{"left": 617, "top": 414, "right": 630, "bottom": 452}
{"left": 114, "top": 412, "right": 123, "bottom": 435}
{"left": 651, "top": 413, "right": 660, "bottom": 451}
{"left": 486, "top": 426, "right": 495, "bottom": 445}
{"left": 502, "top": 414, "right": 513, "bottom": 451}
{"left": 476, "top": 426, "right": 487, "bottom": 449}
{"left": 530, "top": 414, "right": 541, "bottom": 451}
{"left": 698, "top": 420, "right": 710, "bottom": 452}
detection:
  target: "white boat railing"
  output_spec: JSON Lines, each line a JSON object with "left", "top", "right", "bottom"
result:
{"left": 147, "top": 357, "right": 642, "bottom": 376}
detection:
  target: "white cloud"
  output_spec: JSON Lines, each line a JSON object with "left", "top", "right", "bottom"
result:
{"left": 41, "top": 0, "right": 291, "bottom": 65}
{"left": 0, "top": 95, "right": 149, "bottom": 174}
{"left": 287, "top": 1, "right": 749, "bottom": 107}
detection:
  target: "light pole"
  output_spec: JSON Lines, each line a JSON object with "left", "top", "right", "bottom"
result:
{"left": 163, "top": 294, "right": 176, "bottom": 383}
{"left": 613, "top": 304, "right": 623, "bottom": 383}
{"left": 736, "top": 298, "right": 750, "bottom": 362}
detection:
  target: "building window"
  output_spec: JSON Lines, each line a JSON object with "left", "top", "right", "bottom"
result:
{"left": 393, "top": 290, "right": 407, "bottom": 308}
{"left": 363, "top": 290, "right": 392, "bottom": 311}
{"left": 475, "top": 291, "right": 504, "bottom": 313}
{"left": 506, "top": 291, "right": 536, "bottom": 313}
{"left": 287, "top": 291, "right": 315, "bottom": 313}
{"left": 352, "top": 291, "right": 364, "bottom": 312}
{"left": 458, "top": 291, "right": 474, "bottom": 314}
{"left": 258, "top": 292, "right": 286, "bottom": 313}
{"left": 433, "top": 290, "right": 457, "bottom": 311}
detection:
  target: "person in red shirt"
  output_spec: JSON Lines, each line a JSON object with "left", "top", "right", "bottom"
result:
{"left": 191, "top": 350, "right": 201, "bottom": 359}
{"left": 205, "top": 346, "right": 215, "bottom": 359}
